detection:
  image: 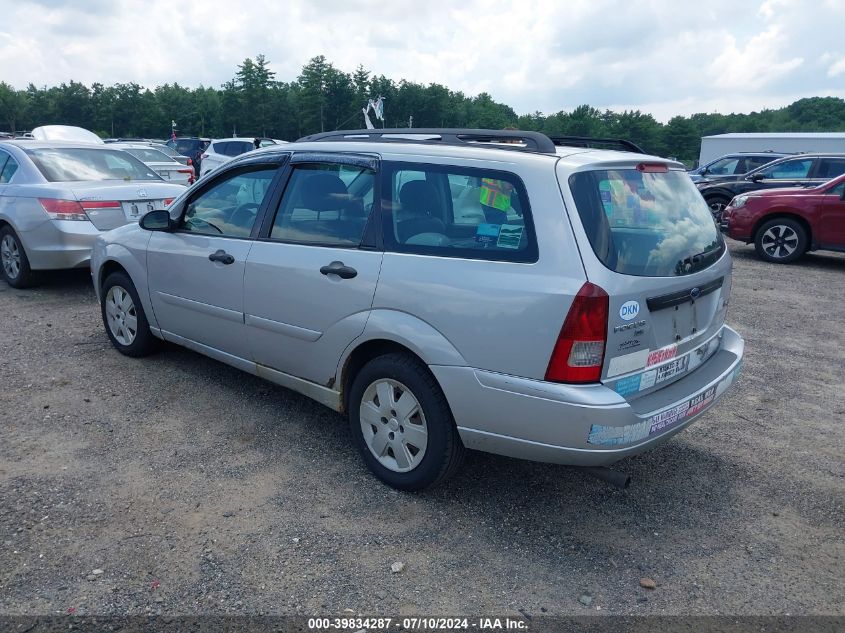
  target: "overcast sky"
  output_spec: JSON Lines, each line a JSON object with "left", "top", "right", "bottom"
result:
{"left": 1, "top": 0, "right": 843, "bottom": 122}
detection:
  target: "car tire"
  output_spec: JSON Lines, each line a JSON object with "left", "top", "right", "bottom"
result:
{"left": 348, "top": 353, "right": 465, "bottom": 491}
{"left": 705, "top": 195, "right": 731, "bottom": 220}
{"left": 754, "top": 217, "right": 807, "bottom": 264}
{"left": 100, "top": 271, "right": 159, "bottom": 357}
{"left": 0, "top": 225, "right": 37, "bottom": 288}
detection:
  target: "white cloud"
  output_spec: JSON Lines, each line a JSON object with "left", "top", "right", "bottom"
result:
{"left": 0, "top": 0, "right": 842, "bottom": 122}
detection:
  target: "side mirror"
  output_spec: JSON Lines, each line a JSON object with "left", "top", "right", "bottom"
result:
{"left": 749, "top": 173, "right": 765, "bottom": 182}
{"left": 140, "top": 209, "right": 173, "bottom": 231}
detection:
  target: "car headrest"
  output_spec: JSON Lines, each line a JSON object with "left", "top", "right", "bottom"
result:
{"left": 300, "top": 173, "right": 349, "bottom": 212}
{"left": 399, "top": 180, "right": 440, "bottom": 217}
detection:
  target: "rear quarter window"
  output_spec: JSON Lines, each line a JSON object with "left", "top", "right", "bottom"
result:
{"left": 569, "top": 168, "right": 724, "bottom": 277}
{"left": 382, "top": 162, "right": 537, "bottom": 262}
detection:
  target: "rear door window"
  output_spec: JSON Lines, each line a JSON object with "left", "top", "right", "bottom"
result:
{"left": 569, "top": 168, "right": 724, "bottom": 277}
{"left": 0, "top": 151, "right": 15, "bottom": 183}
{"left": 382, "top": 162, "right": 537, "bottom": 262}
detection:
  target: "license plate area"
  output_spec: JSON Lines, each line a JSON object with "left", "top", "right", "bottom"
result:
{"left": 123, "top": 200, "right": 157, "bottom": 219}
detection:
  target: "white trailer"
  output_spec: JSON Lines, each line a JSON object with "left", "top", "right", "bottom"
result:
{"left": 698, "top": 133, "right": 845, "bottom": 165}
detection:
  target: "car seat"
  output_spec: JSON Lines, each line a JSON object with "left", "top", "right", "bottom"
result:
{"left": 397, "top": 180, "right": 446, "bottom": 242}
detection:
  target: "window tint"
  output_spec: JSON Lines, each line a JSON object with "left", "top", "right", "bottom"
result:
{"left": 270, "top": 163, "right": 374, "bottom": 246}
{"left": 26, "top": 148, "right": 161, "bottom": 182}
{"left": 181, "top": 168, "right": 277, "bottom": 238}
{"left": 0, "top": 151, "right": 10, "bottom": 183}
{"left": 760, "top": 159, "right": 813, "bottom": 179}
{"left": 1, "top": 156, "right": 19, "bottom": 183}
{"left": 816, "top": 158, "right": 845, "bottom": 180}
{"left": 829, "top": 181, "right": 845, "bottom": 197}
{"left": 383, "top": 163, "right": 536, "bottom": 262}
{"left": 227, "top": 141, "right": 253, "bottom": 157}
{"left": 746, "top": 156, "right": 777, "bottom": 170}
{"left": 212, "top": 141, "right": 230, "bottom": 155}
{"left": 569, "top": 168, "right": 724, "bottom": 277}
{"left": 707, "top": 158, "right": 739, "bottom": 175}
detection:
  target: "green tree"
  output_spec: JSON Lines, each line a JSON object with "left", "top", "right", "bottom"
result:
{"left": 0, "top": 82, "right": 29, "bottom": 133}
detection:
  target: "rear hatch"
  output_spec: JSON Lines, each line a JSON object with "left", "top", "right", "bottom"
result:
{"left": 72, "top": 182, "right": 184, "bottom": 230}
{"left": 563, "top": 161, "right": 731, "bottom": 399}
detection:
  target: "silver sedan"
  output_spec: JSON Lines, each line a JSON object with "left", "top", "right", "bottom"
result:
{"left": 0, "top": 140, "right": 186, "bottom": 288}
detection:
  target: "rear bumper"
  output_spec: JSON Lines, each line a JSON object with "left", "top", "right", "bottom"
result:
{"left": 433, "top": 326, "right": 744, "bottom": 467}
{"left": 20, "top": 220, "right": 100, "bottom": 270}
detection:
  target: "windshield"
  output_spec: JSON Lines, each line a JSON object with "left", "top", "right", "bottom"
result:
{"left": 27, "top": 148, "right": 162, "bottom": 182}
{"left": 569, "top": 168, "right": 724, "bottom": 277}
{"left": 123, "top": 147, "right": 174, "bottom": 163}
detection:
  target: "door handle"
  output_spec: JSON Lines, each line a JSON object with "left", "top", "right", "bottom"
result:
{"left": 208, "top": 249, "right": 235, "bottom": 265}
{"left": 320, "top": 261, "right": 358, "bottom": 279}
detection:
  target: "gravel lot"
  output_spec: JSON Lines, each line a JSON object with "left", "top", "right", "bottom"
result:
{"left": 1, "top": 241, "right": 843, "bottom": 618}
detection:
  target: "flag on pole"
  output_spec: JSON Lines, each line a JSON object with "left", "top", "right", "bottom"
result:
{"left": 373, "top": 97, "right": 384, "bottom": 121}
{"left": 363, "top": 107, "right": 375, "bottom": 130}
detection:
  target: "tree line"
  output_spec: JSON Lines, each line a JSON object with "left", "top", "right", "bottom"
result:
{"left": 2, "top": 54, "right": 844, "bottom": 163}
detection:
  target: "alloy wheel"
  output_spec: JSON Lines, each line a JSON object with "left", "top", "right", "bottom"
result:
{"left": 1, "top": 234, "right": 21, "bottom": 280}
{"left": 761, "top": 224, "right": 799, "bottom": 259}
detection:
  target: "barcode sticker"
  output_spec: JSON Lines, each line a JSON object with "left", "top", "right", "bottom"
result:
{"left": 496, "top": 224, "right": 523, "bottom": 249}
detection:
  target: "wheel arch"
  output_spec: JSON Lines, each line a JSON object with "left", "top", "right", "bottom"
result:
{"left": 337, "top": 311, "right": 467, "bottom": 414}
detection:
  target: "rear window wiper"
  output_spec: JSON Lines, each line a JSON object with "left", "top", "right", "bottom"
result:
{"left": 675, "top": 243, "right": 723, "bottom": 275}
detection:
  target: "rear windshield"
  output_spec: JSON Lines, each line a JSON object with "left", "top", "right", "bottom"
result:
{"left": 123, "top": 148, "right": 174, "bottom": 163}
{"left": 27, "top": 148, "right": 162, "bottom": 182}
{"left": 569, "top": 168, "right": 724, "bottom": 277}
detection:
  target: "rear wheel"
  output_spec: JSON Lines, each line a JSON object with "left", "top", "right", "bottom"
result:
{"left": 0, "top": 226, "right": 36, "bottom": 288}
{"left": 348, "top": 353, "right": 465, "bottom": 491}
{"left": 754, "top": 217, "right": 807, "bottom": 264}
{"left": 101, "top": 271, "right": 159, "bottom": 357}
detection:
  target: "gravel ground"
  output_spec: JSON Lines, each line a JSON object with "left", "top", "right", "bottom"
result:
{"left": 0, "top": 241, "right": 843, "bottom": 618}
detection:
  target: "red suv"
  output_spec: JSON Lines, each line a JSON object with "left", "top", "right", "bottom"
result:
{"left": 721, "top": 173, "right": 845, "bottom": 263}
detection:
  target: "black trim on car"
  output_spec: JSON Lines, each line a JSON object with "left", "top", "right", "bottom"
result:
{"left": 646, "top": 277, "right": 724, "bottom": 312}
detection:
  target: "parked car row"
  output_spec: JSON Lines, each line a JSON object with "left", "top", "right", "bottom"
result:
{"left": 687, "top": 150, "right": 845, "bottom": 263}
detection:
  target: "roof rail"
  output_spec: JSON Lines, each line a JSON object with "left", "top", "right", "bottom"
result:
{"left": 549, "top": 136, "right": 646, "bottom": 154}
{"left": 296, "top": 128, "right": 558, "bottom": 154}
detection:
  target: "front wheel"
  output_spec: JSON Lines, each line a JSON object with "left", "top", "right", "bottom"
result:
{"left": 754, "top": 218, "right": 807, "bottom": 264}
{"left": 348, "top": 353, "right": 465, "bottom": 491}
{"left": 101, "top": 271, "right": 159, "bottom": 357}
{"left": 705, "top": 195, "right": 730, "bottom": 220}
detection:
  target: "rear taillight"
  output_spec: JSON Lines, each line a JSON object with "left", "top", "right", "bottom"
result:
{"left": 186, "top": 158, "right": 193, "bottom": 165}
{"left": 40, "top": 198, "right": 121, "bottom": 221}
{"left": 163, "top": 198, "right": 175, "bottom": 206}
{"left": 545, "top": 282, "right": 609, "bottom": 384}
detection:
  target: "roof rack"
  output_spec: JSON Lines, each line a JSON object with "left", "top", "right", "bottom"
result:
{"left": 549, "top": 136, "right": 646, "bottom": 154}
{"left": 297, "top": 128, "right": 559, "bottom": 154}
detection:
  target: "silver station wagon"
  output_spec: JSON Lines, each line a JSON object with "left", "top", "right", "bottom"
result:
{"left": 91, "top": 129, "right": 744, "bottom": 490}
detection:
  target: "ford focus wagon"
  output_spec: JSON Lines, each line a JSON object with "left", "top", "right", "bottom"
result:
{"left": 91, "top": 129, "right": 744, "bottom": 490}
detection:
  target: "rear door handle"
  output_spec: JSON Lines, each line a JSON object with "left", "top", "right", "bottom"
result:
{"left": 320, "top": 261, "right": 358, "bottom": 279}
{"left": 208, "top": 249, "right": 235, "bottom": 265}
